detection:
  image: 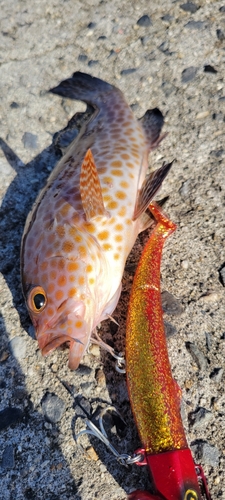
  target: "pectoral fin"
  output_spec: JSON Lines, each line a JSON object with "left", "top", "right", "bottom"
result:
{"left": 139, "top": 108, "right": 167, "bottom": 151}
{"left": 133, "top": 161, "right": 173, "bottom": 221}
{"left": 80, "top": 149, "right": 108, "bottom": 221}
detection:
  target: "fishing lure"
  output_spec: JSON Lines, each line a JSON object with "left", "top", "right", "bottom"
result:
{"left": 126, "top": 202, "right": 211, "bottom": 500}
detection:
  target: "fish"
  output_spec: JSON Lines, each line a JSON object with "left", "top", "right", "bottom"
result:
{"left": 126, "top": 202, "right": 209, "bottom": 500}
{"left": 21, "top": 71, "right": 172, "bottom": 370}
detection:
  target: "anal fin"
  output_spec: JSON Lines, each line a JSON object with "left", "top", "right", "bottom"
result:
{"left": 80, "top": 149, "right": 108, "bottom": 222}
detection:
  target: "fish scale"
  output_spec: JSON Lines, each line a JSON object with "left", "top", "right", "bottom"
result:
{"left": 21, "top": 72, "right": 172, "bottom": 370}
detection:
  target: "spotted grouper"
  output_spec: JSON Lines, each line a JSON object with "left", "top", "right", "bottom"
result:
{"left": 21, "top": 72, "right": 172, "bottom": 370}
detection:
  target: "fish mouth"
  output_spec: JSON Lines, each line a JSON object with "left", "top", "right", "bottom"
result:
{"left": 39, "top": 333, "right": 86, "bottom": 371}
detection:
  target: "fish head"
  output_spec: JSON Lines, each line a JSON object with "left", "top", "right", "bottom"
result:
{"left": 22, "top": 253, "right": 96, "bottom": 370}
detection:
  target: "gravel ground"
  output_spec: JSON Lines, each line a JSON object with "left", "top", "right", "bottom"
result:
{"left": 0, "top": 1, "right": 225, "bottom": 499}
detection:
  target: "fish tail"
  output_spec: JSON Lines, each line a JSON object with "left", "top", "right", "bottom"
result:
{"left": 49, "top": 71, "right": 114, "bottom": 104}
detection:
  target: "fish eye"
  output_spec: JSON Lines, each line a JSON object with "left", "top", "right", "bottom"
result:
{"left": 27, "top": 286, "right": 47, "bottom": 313}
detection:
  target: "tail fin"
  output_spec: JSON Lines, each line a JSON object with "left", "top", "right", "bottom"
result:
{"left": 49, "top": 72, "right": 113, "bottom": 105}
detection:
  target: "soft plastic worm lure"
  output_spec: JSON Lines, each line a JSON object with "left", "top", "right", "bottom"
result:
{"left": 126, "top": 202, "right": 211, "bottom": 500}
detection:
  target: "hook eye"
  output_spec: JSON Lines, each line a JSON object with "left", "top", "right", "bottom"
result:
{"left": 27, "top": 286, "right": 47, "bottom": 313}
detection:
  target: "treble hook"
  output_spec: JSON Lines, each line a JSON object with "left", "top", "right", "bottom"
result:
{"left": 75, "top": 406, "right": 142, "bottom": 467}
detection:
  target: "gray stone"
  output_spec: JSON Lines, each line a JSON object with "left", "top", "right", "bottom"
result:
{"left": 9, "top": 336, "right": 27, "bottom": 360}
{"left": 216, "top": 29, "right": 225, "bottom": 41}
{"left": 1, "top": 445, "right": 15, "bottom": 470}
{"left": 182, "top": 66, "right": 198, "bottom": 82}
{"left": 41, "top": 393, "right": 66, "bottom": 423}
{"left": 185, "top": 342, "right": 208, "bottom": 371}
{"left": 22, "top": 132, "right": 38, "bottom": 150}
{"left": 180, "top": 3, "right": 199, "bottom": 14}
{"left": 120, "top": 68, "right": 137, "bottom": 75}
{"left": 185, "top": 20, "right": 206, "bottom": 29}
{"left": 189, "top": 407, "right": 213, "bottom": 429}
{"left": 210, "top": 367, "right": 224, "bottom": 383}
{"left": 161, "top": 291, "right": 184, "bottom": 316}
{"left": 179, "top": 179, "right": 191, "bottom": 198}
{"left": 137, "top": 15, "right": 152, "bottom": 27}
{"left": 201, "top": 443, "right": 220, "bottom": 467}
{"left": 164, "top": 321, "right": 177, "bottom": 337}
{"left": 219, "top": 266, "right": 225, "bottom": 286}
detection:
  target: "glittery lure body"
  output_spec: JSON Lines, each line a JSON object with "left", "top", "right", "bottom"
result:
{"left": 21, "top": 72, "right": 171, "bottom": 370}
{"left": 126, "top": 203, "right": 205, "bottom": 500}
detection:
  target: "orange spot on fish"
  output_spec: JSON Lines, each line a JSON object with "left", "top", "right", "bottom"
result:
{"left": 118, "top": 206, "right": 126, "bottom": 217}
{"left": 58, "top": 258, "right": 65, "bottom": 270}
{"left": 86, "top": 264, "right": 93, "bottom": 273}
{"left": 78, "top": 276, "right": 85, "bottom": 286}
{"left": 115, "top": 234, "right": 123, "bottom": 242}
{"left": 47, "top": 307, "right": 54, "bottom": 317}
{"left": 114, "top": 253, "right": 120, "bottom": 260}
{"left": 67, "top": 261, "right": 79, "bottom": 272}
{"left": 75, "top": 320, "right": 83, "bottom": 328}
{"left": 55, "top": 289, "right": 64, "bottom": 301}
{"left": 98, "top": 230, "right": 109, "bottom": 241}
{"left": 41, "top": 273, "right": 48, "bottom": 283}
{"left": 103, "top": 243, "right": 112, "bottom": 251}
{"left": 103, "top": 176, "right": 113, "bottom": 185}
{"left": 120, "top": 181, "right": 129, "bottom": 189}
{"left": 111, "top": 169, "right": 123, "bottom": 177}
{"left": 68, "top": 287, "right": 77, "bottom": 297}
{"left": 60, "top": 203, "right": 71, "bottom": 216}
{"left": 115, "top": 224, "right": 123, "bottom": 231}
{"left": 121, "top": 153, "right": 130, "bottom": 160}
{"left": 111, "top": 160, "right": 122, "bottom": 168}
{"left": 69, "top": 227, "right": 77, "bottom": 237}
{"left": 69, "top": 275, "right": 76, "bottom": 282}
{"left": 67, "top": 326, "right": 73, "bottom": 335}
{"left": 78, "top": 245, "right": 87, "bottom": 257}
{"left": 108, "top": 200, "right": 118, "bottom": 210}
{"left": 75, "top": 234, "right": 82, "bottom": 243}
{"left": 116, "top": 191, "right": 126, "bottom": 200}
{"left": 56, "top": 225, "right": 65, "bottom": 238}
{"left": 126, "top": 218, "right": 132, "bottom": 225}
{"left": 89, "top": 278, "right": 95, "bottom": 285}
{"left": 84, "top": 223, "right": 95, "bottom": 234}
{"left": 58, "top": 275, "right": 67, "bottom": 287}
{"left": 48, "top": 283, "right": 55, "bottom": 293}
{"left": 62, "top": 240, "right": 74, "bottom": 252}
{"left": 40, "top": 262, "right": 48, "bottom": 271}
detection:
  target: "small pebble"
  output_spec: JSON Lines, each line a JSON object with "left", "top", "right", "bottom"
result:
{"left": 95, "top": 368, "right": 106, "bottom": 387}
{"left": 1, "top": 445, "right": 14, "bottom": 470}
{"left": 205, "top": 332, "right": 212, "bottom": 351}
{"left": 10, "top": 102, "right": 20, "bottom": 109}
{"left": 161, "top": 291, "right": 184, "bottom": 316}
{"left": 217, "top": 29, "right": 225, "bottom": 40}
{"left": 88, "top": 344, "right": 100, "bottom": 357}
{"left": 120, "top": 68, "right": 137, "bottom": 75}
{"left": 137, "top": 15, "right": 152, "bottom": 27}
{"left": 0, "top": 407, "right": 24, "bottom": 431}
{"left": 180, "top": 2, "right": 199, "bottom": 14}
{"left": 41, "top": 393, "right": 66, "bottom": 423}
{"left": 185, "top": 20, "right": 206, "bottom": 30}
{"left": 196, "top": 110, "right": 209, "bottom": 119}
{"left": 210, "top": 367, "right": 223, "bottom": 383}
{"left": 179, "top": 179, "right": 191, "bottom": 199}
{"left": 78, "top": 54, "right": 87, "bottom": 61}
{"left": 219, "top": 6, "right": 225, "bottom": 12}
{"left": 181, "top": 66, "right": 198, "bottom": 83}
{"left": 9, "top": 336, "right": 27, "bottom": 360}
{"left": 185, "top": 342, "right": 207, "bottom": 371}
{"left": 201, "top": 443, "right": 220, "bottom": 467}
{"left": 22, "top": 132, "right": 38, "bottom": 150}
{"left": 204, "top": 64, "right": 217, "bottom": 74}
{"left": 88, "top": 60, "right": 99, "bottom": 67}
{"left": 164, "top": 321, "right": 177, "bottom": 338}
{"left": 219, "top": 266, "right": 225, "bottom": 286}
{"left": 181, "top": 260, "right": 189, "bottom": 270}
{"left": 200, "top": 292, "right": 221, "bottom": 303}
{"left": 0, "top": 350, "right": 9, "bottom": 362}
{"left": 188, "top": 407, "right": 213, "bottom": 429}
{"left": 85, "top": 446, "right": 99, "bottom": 461}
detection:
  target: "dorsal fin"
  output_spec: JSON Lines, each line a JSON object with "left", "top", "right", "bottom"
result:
{"left": 80, "top": 149, "right": 108, "bottom": 221}
{"left": 133, "top": 161, "right": 173, "bottom": 221}
{"left": 139, "top": 108, "right": 167, "bottom": 151}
